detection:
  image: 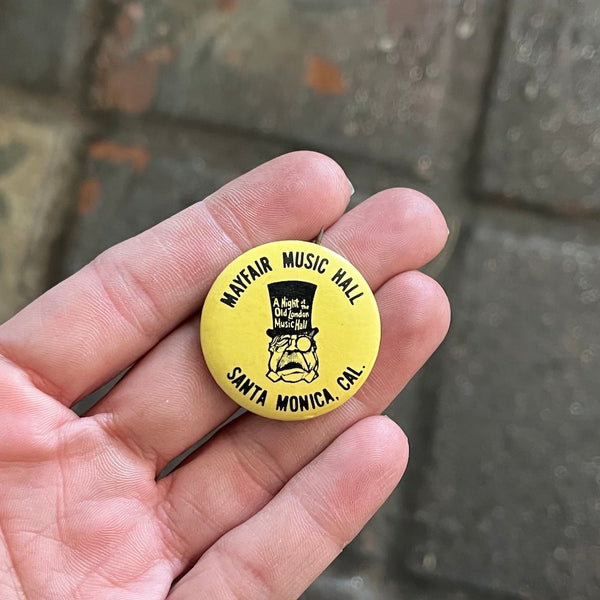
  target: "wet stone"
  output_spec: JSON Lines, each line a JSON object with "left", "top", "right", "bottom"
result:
{"left": 90, "top": 0, "right": 499, "bottom": 178}
{"left": 0, "top": 141, "right": 28, "bottom": 175}
{"left": 0, "top": 87, "right": 87, "bottom": 323}
{"left": 0, "top": 0, "right": 98, "bottom": 92}
{"left": 480, "top": 0, "right": 600, "bottom": 214}
{"left": 0, "top": 193, "right": 7, "bottom": 219}
{"left": 408, "top": 209, "right": 600, "bottom": 599}
{"left": 60, "top": 117, "right": 460, "bottom": 279}
{"left": 59, "top": 121, "right": 291, "bottom": 277}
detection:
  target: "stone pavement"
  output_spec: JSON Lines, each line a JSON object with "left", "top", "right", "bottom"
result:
{"left": 1, "top": 1, "right": 600, "bottom": 599}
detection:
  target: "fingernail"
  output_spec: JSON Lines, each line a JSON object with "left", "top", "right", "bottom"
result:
{"left": 347, "top": 178, "right": 355, "bottom": 196}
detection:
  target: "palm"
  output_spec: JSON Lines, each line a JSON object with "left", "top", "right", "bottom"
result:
{"left": 0, "top": 153, "right": 449, "bottom": 599}
{"left": 0, "top": 381, "right": 173, "bottom": 598}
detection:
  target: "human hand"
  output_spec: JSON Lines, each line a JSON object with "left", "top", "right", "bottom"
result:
{"left": 0, "top": 152, "right": 450, "bottom": 599}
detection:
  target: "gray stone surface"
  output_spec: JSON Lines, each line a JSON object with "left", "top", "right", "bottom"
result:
{"left": 480, "top": 0, "right": 600, "bottom": 214}
{"left": 304, "top": 573, "right": 492, "bottom": 600}
{"left": 0, "top": 0, "right": 99, "bottom": 93}
{"left": 90, "top": 0, "right": 500, "bottom": 178}
{"left": 59, "top": 121, "right": 288, "bottom": 277}
{"left": 0, "top": 87, "right": 88, "bottom": 323}
{"left": 408, "top": 208, "right": 600, "bottom": 600}
{"left": 59, "top": 117, "right": 456, "bottom": 277}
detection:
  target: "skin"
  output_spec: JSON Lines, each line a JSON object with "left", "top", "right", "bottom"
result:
{"left": 0, "top": 152, "right": 450, "bottom": 600}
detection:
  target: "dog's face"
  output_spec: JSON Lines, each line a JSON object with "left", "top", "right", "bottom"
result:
{"left": 267, "top": 332, "right": 318, "bottom": 383}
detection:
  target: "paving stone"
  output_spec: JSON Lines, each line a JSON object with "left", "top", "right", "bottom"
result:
{"left": 0, "top": 87, "right": 88, "bottom": 323}
{"left": 59, "top": 115, "right": 461, "bottom": 275}
{"left": 91, "top": 0, "right": 500, "bottom": 178}
{"left": 0, "top": 0, "right": 100, "bottom": 92}
{"left": 480, "top": 0, "right": 600, "bottom": 214}
{"left": 304, "top": 573, "right": 491, "bottom": 600}
{"left": 59, "top": 121, "right": 288, "bottom": 277}
{"left": 408, "top": 208, "right": 600, "bottom": 599}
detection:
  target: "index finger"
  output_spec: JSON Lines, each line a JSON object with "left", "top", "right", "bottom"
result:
{"left": 0, "top": 152, "right": 352, "bottom": 405}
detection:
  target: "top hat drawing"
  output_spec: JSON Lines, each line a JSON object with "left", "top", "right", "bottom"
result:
{"left": 266, "top": 281, "right": 319, "bottom": 338}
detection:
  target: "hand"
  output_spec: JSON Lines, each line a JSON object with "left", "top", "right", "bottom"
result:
{"left": 0, "top": 152, "right": 449, "bottom": 599}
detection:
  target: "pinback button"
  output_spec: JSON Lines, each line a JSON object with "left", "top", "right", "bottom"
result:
{"left": 200, "top": 240, "right": 380, "bottom": 421}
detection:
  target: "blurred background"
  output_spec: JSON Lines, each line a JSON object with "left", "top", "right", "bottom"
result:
{"left": 1, "top": 0, "right": 599, "bottom": 598}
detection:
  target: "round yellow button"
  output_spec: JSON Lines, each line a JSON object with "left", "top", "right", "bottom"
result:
{"left": 200, "top": 240, "right": 380, "bottom": 420}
